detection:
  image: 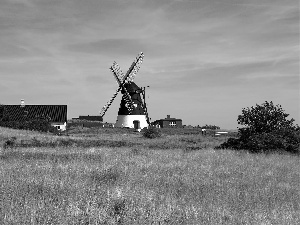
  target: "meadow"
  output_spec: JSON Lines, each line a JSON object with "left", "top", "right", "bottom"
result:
{"left": 0, "top": 126, "right": 299, "bottom": 224}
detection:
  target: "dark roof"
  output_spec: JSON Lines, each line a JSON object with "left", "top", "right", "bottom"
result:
{"left": 153, "top": 118, "right": 182, "bottom": 123}
{"left": 159, "top": 117, "right": 182, "bottom": 121}
{"left": 2, "top": 105, "right": 67, "bottom": 122}
{"left": 122, "top": 82, "right": 141, "bottom": 93}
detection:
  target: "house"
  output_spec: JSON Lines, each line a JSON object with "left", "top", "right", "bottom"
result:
{"left": 1, "top": 101, "right": 67, "bottom": 131}
{"left": 153, "top": 115, "right": 182, "bottom": 128}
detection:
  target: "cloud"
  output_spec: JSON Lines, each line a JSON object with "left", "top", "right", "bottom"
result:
{"left": 143, "top": 55, "right": 299, "bottom": 94}
{"left": 66, "top": 38, "right": 146, "bottom": 57}
{"left": 0, "top": 59, "right": 59, "bottom": 77}
{"left": 0, "top": 83, "right": 9, "bottom": 93}
{"left": 0, "top": 44, "right": 30, "bottom": 58}
{"left": 86, "top": 75, "right": 112, "bottom": 85}
{"left": 0, "top": 44, "right": 52, "bottom": 59}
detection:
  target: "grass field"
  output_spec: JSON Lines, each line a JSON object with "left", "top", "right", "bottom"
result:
{"left": 0, "top": 126, "right": 299, "bottom": 224}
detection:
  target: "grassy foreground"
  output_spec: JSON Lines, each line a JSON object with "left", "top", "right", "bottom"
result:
{"left": 0, "top": 127, "right": 299, "bottom": 224}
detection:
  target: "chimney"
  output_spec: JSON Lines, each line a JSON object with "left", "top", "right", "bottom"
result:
{"left": 20, "top": 99, "right": 25, "bottom": 107}
{"left": 167, "top": 115, "right": 170, "bottom": 119}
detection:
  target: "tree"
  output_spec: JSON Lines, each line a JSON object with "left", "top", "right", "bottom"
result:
{"left": 238, "top": 101, "right": 296, "bottom": 135}
{"left": 217, "top": 101, "right": 299, "bottom": 153}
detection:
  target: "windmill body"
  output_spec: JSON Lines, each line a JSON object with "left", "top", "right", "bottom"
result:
{"left": 99, "top": 52, "right": 149, "bottom": 130}
{"left": 115, "top": 82, "right": 148, "bottom": 129}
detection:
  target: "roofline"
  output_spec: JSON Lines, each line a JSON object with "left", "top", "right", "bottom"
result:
{"left": 4, "top": 104, "right": 67, "bottom": 106}
{"left": 153, "top": 119, "right": 182, "bottom": 122}
{"left": 2, "top": 105, "right": 67, "bottom": 122}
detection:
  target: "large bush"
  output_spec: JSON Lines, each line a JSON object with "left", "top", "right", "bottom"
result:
{"left": 217, "top": 101, "right": 299, "bottom": 154}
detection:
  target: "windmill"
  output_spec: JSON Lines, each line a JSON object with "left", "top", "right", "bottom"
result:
{"left": 99, "top": 52, "right": 150, "bottom": 130}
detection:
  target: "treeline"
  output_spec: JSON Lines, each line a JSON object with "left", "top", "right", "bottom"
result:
{"left": 183, "top": 125, "right": 220, "bottom": 129}
{"left": 200, "top": 124, "right": 220, "bottom": 130}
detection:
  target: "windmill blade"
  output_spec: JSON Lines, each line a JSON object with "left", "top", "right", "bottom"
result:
{"left": 99, "top": 65, "right": 130, "bottom": 117}
{"left": 111, "top": 63, "right": 125, "bottom": 86}
{"left": 111, "top": 62, "right": 126, "bottom": 84}
{"left": 110, "top": 52, "right": 144, "bottom": 84}
{"left": 99, "top": 86, "right": 122, "bottom": 117}
{"left": 100, "top": 85, "right": 134, "bottom": 117}
{"left": 125, "top": 52, "right": 144, "bottom": 82}
{"left": 112, "top": 68, "right": 134, "bottom": 112}
{"left": 121, "top": 91, "right": 134, "bottom": 112}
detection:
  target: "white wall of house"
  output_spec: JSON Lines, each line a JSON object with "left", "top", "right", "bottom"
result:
{"left": 51, "top": 122, "right": 67, "bottom": 131}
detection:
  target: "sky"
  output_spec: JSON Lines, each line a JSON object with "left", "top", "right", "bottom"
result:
{"left": 0, "top": 0, "right": 299, "bottom": 129}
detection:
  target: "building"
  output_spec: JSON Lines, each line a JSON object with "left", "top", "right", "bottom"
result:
{"left": 153, "top": 115, "right": 182, "bottom": 128}
{"left": 1, "top": 101, "right": 67, "bottom": 131}
{"left": 114, "top": 82, "right": 148, "bottom": 130}
{"left": 72, "top": 115, "right": 103, "bottom": 122}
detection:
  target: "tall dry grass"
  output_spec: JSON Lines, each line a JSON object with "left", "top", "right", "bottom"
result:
{"left": 0, "top": 126, "right": 299, "bottom": 224}
{"left": 0, "top": 126, "right": 228, "bottom": 150}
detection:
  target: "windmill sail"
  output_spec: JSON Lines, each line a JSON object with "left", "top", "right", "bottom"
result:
{"left": 111, "top": 62, "right": 125, "bottom": 82}
{"left": 125, "top": 52, "right": 144, "bottom": 82}
{"left": 99, "top": 87, "right": 121, "bottom": 117}
{"left": 112, "top": 68, "right": 134, "bottom": 112}
{"left": 99, "top": 71, "right": 132, "bottom": 117}
{"left": 99, "top": 52, "right": 144, "bottom": 117}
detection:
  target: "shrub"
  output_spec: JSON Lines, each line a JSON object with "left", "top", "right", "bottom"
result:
{"left": 217, "top": 101, "right": 300, "bottom": 154}
{"left": 3, "top": 137, "right": 17, "bottom": 149}
{"left": 216, "top": 137, "right": 242, "bottom": 150}
{"left": 142, "top": 127, "right": 162, "bottom": 139}
{"left": 246, "top": 131, "right": 299, "bottom": 153}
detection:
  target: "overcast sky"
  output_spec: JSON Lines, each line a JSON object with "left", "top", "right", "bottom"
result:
{"left": 0, "top": 0, "right": 299, "bottom": 129}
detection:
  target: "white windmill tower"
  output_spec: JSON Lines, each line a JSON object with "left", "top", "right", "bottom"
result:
{"left": 99, "top": 52, "right": 150, "bottom": 130}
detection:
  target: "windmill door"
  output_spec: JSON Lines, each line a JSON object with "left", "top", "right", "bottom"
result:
{"left": 133, "top": 120, "right": 140, "bottom": 129}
